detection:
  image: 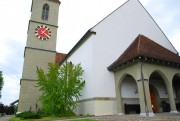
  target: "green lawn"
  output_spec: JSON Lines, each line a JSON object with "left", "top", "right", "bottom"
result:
{"left": 10, "top": 117, "right": 98, "bottom": 121}
{"left": 9, "top": 117, "right": 65, "bottom": 121}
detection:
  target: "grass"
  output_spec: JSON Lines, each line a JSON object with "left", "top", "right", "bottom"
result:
{"left": 9, "top": 116, "right": 98, "bottom": 121}
{"left": 10, "top": 116, "right": 64, "bottom": 121}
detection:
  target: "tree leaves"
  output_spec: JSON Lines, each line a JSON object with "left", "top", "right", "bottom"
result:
{"left": 36, "top": 62, "right": 85, "bottom": 116}
{"left": 0, "top": 71, "right": 4, "bottom": 98}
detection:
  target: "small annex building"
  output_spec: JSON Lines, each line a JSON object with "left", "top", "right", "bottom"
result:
{"left": 60, "top": 0, "right": 180, "bottom": 116}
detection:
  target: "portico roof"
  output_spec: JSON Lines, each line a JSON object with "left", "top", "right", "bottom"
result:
{"left": 108, "top": 35, "right": 180, "bottom": 71}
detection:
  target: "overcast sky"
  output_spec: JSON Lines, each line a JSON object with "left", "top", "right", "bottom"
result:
{"left": 0, "top": 0, "right": 180, "bottom": 105}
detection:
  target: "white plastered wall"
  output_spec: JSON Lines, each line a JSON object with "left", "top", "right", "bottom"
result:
{"left": 65, "top": 0, "right": 179, "bottom": 115}
{"left": 90, "top": 0, "right": 177, "bottom": 99}
{"left": 67, "top": 35, "right": 95, "bottom": 100}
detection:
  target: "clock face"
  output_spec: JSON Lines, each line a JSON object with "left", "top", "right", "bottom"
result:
{"left": 35, "top": 25, "right": 52, "bottom": 40}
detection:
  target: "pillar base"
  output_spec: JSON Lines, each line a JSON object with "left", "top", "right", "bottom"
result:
{"left": 117, "top": 113, "right": 124, "bottom": 115}
{"left": 16, "top": 112, "right": 22, "bottom": 114}
{"left": 170, "top": 110, "right": 179, "bottom": 113}
{"left": 140, "top": 112, "right": 155, "bottom": 117}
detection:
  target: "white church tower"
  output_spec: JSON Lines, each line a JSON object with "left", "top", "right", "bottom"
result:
{"left": 18, "top": 0, "right": 60, "bottom": 112}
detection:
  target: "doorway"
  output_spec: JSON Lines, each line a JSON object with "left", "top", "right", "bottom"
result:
{"left": 150, "top": 88, "right": 158, "bottom": 113}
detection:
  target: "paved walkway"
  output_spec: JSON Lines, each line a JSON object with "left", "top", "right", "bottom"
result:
{"left": 59, "top": 113, "right": 180, "bottom": 121}
{"left": 0, "top": 113, "right": 180, "bottom": 121}
{"left": 88, "top": 113, "right": 180, "bottom": 121}
{"left": 0, "top": 115, "right": 13, "bottom": 121}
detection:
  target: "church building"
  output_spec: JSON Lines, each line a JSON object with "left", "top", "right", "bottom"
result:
{"left": 18, "top": 0, "right": 180, "bottom": 116}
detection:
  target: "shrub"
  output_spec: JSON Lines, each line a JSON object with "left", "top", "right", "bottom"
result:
{"left": 16, "top": 111, "right": 41, "bottom": 119}
{"left": 36, "top": 62, "right": 85, "bottom": 116}
{"left": 36, "top": 109, "right": 50, "bottom": 117}
{"left": 58, "top": 109, "right": 76, "bottom": 117}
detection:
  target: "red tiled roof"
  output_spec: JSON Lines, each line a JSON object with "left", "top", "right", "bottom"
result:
{"left": 48, "top": 0, "right": 61, "bottom": 4}
{"left": 108, "top": 35, "right": 180, "bottom": 71}
{"left": 55, "top": 53, "right": 66, "bottom": 63}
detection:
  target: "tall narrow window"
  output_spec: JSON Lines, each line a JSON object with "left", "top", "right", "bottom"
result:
{"left": 42, "top": 4, "right": 49, "bottom": 20}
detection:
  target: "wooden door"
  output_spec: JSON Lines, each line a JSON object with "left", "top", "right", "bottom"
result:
{"left": 150, "top": 89, "right": 158, "bottom": 113}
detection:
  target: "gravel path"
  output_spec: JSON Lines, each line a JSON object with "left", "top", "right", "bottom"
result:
{"left": 88, "top": 113, "right": 180, "bottom": 121}
{"left": 59, "top": 113, "right": 180, "bottom": 121}
{"left": 0, "top": 115, "right": 13, "bottom": 121}
{"left": 0, "top": 113, "right": 180, "bottom": 121}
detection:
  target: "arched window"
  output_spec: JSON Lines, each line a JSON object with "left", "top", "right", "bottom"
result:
{"left": 42, "top": 4, "right": 49, "bottom": 20}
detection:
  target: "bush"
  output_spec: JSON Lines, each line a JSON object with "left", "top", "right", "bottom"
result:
{"left": 58, "top": 109, "right": 76, "bottom": 117}
{"left": 36, "top": 62, "right": 85, "bottom": 116}
{"left": 16, "top": 111, "right": 41, "bottom": 119}
{"left": 36, "top": 109, "right": 50, "bottom": 117}
{"left": 0, "top": 103, "right": 4, "bottom": 114}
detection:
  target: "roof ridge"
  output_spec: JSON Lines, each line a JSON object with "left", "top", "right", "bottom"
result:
{"left": 92, "top": 0, "right": 130, "bottom": 29}
{"left": 137, "top": 34, "right": 141, "bottom": 54}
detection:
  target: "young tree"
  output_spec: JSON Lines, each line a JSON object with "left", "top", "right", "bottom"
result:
{"left": 0, "top": 71, "right": 4, "bottom": 98}
{"left": 36, "top": 62, "right": 85, "bottom": 116}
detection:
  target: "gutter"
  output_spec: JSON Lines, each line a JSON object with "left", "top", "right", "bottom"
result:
{"left": 141, "top": 59, "right": 149, "bottom": 116}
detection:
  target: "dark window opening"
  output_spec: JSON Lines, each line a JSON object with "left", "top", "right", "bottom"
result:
{"left": 42, "top": 4, "right": 49, "bottom": 20}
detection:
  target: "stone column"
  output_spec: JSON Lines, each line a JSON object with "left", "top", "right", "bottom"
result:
{"left": 168, "top": 83, "right": 178, "bottom": 113}
{"left": 143, "top": 79, "right": 154, "bottom": 116}
{"left": 137, "top": 79, "right": 154, "bottom": 116}
{"left": 115, "top": 84, "right": 123, "bottom": 115}
{"left": 137, "top": 80, "right": 146, "bottom": 115}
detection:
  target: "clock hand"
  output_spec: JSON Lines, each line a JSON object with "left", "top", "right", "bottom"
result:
{"left": 44, "top": 32, "right": 50, "bottom": 38}
{"left": 41, "top": 28, "right": 48, "bottom": 34}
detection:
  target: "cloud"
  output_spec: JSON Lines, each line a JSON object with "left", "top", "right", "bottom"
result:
{"left": 140, "top": 0, "right": 151, "bottom": 6}
{"left": 170, "top": 29, "right": 180, "bottom": 53}
{"left": 0, "top": 39, "right": 24, "bottom": 69}
{"left": 1, "top": 74, "right": 20, "bottom": 105}
{"left": 0, "top": 39, "right": 24, "bottom": 105}
{"left": 0, "top": 0, "right": 30, "bottom": 45}
{"left": 0, "top": 0, "right": 30, "bottom": 105}
{"left": 142, "top": 0, "right": 180, "bottom": 53}
{"left": 0, "top": 1, "right": 29, "bottom": 64}
{"left": 0, "top": 39, "right": 13, "bottom": 65}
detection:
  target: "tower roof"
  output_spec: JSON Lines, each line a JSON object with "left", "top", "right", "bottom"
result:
{"left": 48, "top": 0, "right": 61, "bottom": 4}
{"left": 55, "top": 53, "right": 66, "bottom": 63}
{"left": 108, "top": 35, "right": 180, "bottom": 71}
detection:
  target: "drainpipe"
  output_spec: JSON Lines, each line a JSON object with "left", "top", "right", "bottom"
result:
{"left": 141, "top": 59, "right": 149, "bottom": 116}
